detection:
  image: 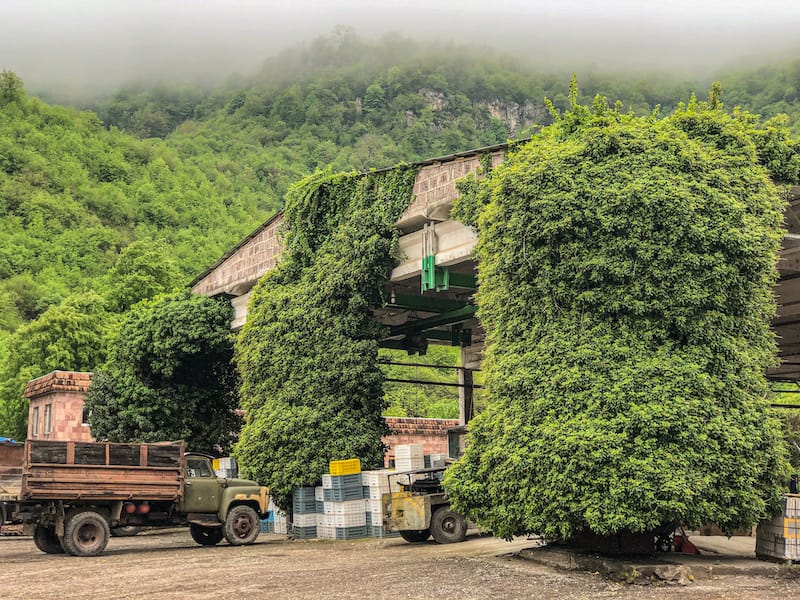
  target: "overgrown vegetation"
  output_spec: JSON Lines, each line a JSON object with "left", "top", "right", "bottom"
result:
{"left": 85, "top": 289, "right": 241, "bottom": 454}
{"left": 5, "top": 29, "right": 800, "bottom": 444}
{"left": 234, "top": 167, "right": 417, "bottom": 510}
{"left": 444, "top": 81, "right": 797, "bottom": 541}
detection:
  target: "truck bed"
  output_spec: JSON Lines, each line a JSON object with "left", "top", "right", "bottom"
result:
{"left": 0, "top": 442, "right": 22, "bottom": 502}
{"left": 20, "top": 440, "right": 184, "bottom": 502}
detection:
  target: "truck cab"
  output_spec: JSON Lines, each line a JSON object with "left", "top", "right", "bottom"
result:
{"left": 171, "top": 453, "right": 270, "bottom": 547}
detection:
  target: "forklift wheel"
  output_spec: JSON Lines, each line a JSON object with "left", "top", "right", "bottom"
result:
{"left": 399, "top": 529, "right": 430, "bottom": 543}
{"left": 431, "top": 508, "right": 467, "bottom": 544}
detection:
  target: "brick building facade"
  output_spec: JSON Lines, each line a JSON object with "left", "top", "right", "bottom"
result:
{"left": 24, "top": 371, "right": 93, "bottom": 442}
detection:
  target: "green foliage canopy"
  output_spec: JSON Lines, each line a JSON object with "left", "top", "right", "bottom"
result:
{"left": 84, "top": 289, "right": 241, "bottom": 454}
{"left": 235, "top": 167, "right": 417, "bottom": 510}
{"left": 445, "top": 84, "right": 795, "bottom": 540}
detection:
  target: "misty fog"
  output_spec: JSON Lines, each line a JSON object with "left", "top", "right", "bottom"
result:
{"left": 2, "top": 0, "right": 800, "bottom": 99}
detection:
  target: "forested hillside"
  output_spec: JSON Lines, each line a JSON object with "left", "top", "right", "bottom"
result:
{"left": 2, "top": 30, "right": 800, "bottom": 438}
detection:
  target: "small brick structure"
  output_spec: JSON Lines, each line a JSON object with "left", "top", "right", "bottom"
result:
{"left": 382, "top": 417, "right": 459, "bottom": 467}
{"left": 24, "top": 371, "right": 94, "bottom": 442}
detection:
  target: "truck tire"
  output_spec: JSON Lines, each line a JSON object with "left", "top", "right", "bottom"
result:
{"left": 190, "top": 523, "right": 224, "bottom": 546}
{"left": 110, "top": 525, "right": 142, "bottom": 537}
{"left": 223, "top": 505, "right": 260, "bottom": 545}
{"left": 33, "top": 524, "right": 65, "bottom": 554}
{"left": 61, "top": 510, "right": 110, "bottom": 557}
{"left": 399, "top": 529, "right": 430, "bottom": 543}
{"left": 430, "top": 508, "right": 467, "bottom": 544}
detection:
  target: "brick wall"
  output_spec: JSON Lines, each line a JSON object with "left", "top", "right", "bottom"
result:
{"left": 24, "top": 371, "right": 94, "bottom": 443}
{"left": 382, "top": 417, "right": 459, "bottom": 467}
{"left": 402, "top": 151, "right": 504, "bottom": 223}
{"left": 192, "top": 213, "right": 284, "bottom": 297}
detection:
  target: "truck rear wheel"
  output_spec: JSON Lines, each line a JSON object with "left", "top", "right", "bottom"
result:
{"left": 190, "top": 523, "right": 223, "bottom": 546}
{"left": 399, "top": 529, "right": 430, "bottom": 543}
{"left": 61, "top": 510, "right": 110, "bottom": 557}
{"left": 430, "top": 508, "right": 467, "bottom": 544}
{"left": 224, "top": 505, "right": 260, "bottom": 545}
{"left": 33, "top": 524, "right": 65, "bottom": 554}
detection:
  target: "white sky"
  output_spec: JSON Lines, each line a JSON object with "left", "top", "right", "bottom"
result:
{"left": 2, "top": 1, "right": 799, "bottom": 97}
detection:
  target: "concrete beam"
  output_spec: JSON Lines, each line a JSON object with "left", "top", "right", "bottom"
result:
{"left": 391, "top": 220, "right": 477, "bottom": 282}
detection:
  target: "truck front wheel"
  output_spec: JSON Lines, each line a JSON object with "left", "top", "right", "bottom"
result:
{"left": 61, "top": 510, "right": 110, "bottom": 557}
{"left": 33, "top": 524, "right": 65, "bottom": 554}
{"left": 190, "top": 523, "right": 223, "bottom": 546}
{"left": 430, "top": 508, "right": 467, "bottom": 544}
{"left": 224, "top": 505, "right": 260, "bottom": 545}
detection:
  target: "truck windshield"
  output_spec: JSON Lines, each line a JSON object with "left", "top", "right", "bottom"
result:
{"left": 186, "top": 458, "right": 214, "bottom": 478}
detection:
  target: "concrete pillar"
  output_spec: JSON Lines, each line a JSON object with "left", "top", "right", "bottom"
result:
{"left": 458, "top": 368, "right": 474, "bottom": 426}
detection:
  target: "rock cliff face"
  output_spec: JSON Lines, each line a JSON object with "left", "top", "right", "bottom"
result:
{"left": 416, "top": 88, "right": 546, "bottom": 135}
{"left": 486, "top": 98, "right": 548, "bottom": 134}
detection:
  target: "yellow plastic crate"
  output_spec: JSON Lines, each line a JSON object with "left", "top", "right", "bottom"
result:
{"left": 329, "top": 458, "right": 361, "bottom": 476}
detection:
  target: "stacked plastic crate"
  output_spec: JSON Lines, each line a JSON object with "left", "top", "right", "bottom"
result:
{"left": 394, "top": 444, "right": 425, "bottom": 472}
{"left": 317, "top": 459, "right": 367, "bottom": 540}
{"left": 756, "top": 495, "right": 800, "bottom": 561}
{"left": 212, "top": 456, "right": 237, "bottom": 478}
{"left": 292, "top": 487, "right": 318, "bottom": 539}
{"left": 261, "top": 496, "right": 276, "bottom": 533}
{"left": 362, "top": 469, "right": 400, "bottom": 538}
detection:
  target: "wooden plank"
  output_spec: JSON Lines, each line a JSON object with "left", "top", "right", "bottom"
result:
{"left": 29, "top": 441, "right": 67, "bottom": 465}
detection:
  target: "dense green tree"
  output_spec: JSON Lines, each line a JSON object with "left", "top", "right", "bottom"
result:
{"left": 235, "top": 168, "right": 417, "bottom": 509}
{"left": 444, "top": 85, "right": 795, "bottom": 541}
{"left": 85, "top": 289, "right": 240, "bottom": 454}
{"left": 101, "top": 239, "right": 182, "bottom": 311}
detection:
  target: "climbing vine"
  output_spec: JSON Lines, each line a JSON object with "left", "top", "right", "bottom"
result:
{"left": 445, "top": 82, "right": 797, "bottom": 541}
{"left": 234, "top": 167, "right": 418, "bottom": 510}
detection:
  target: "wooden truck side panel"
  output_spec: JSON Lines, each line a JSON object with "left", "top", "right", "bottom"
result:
{"left": 21, "top": 440, "right": 184, "bottom": 502}
{"left": 0, "top": 441, "right": 23, "bottom": 502}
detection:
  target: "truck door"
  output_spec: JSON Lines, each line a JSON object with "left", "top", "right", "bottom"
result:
{"left": 182, "top": 457, "right": 221, "bottom": 513}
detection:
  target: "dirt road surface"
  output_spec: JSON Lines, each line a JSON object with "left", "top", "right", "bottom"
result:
{"left": 1, "top": 530, "right": 799, "bottom": 599}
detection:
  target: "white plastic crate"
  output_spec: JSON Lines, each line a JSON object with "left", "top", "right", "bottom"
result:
{"left": 323, "top": 502, "right": 335, "bottom": 515}
{"left": 395, "top": 457, "right": 425, "bottom": 471}
{"left": 317, "top": 526, "right": 337, "bottom": 539}
{"left": 429, "top": 453, "right": 447, "bottom": 468}
{"left": 365, "top": 498, "right": 383, "bottom": 513}
{"left": 322, "top": 474, "right": 332, "bottom": 489}
{"left": 274, "top": 521, "right": 289, "bottom": 535}
{"left": 333, "top": 512, "right": 366, "bottom": 528}
{"left": 293, "top": 513, "right": 317, "bottom": 527}
{"left": 394, "top": 444, "right": 424, "bottom": 458}
{"left": 369, "top": 486, "right": 394, "bottom": 500}
{"left": 333, "top": 500, "right": 365, "bottom": 515}
{"left": 315, "top": 486, "right": 324, "bottom": 501}
{"left": 318, "top": 514, "right": 337, "bottom": 528}
{"left": 362, "top": 470, "right": 392, "bottom": 487}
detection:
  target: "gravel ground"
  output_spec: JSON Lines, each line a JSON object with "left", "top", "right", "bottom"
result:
{"left": 1, "top": 529, "right": 799, "bottom": 599}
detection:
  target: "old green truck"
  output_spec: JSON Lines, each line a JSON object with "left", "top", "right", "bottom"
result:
{"left": 0, "top": 440, "right": 269, "bottom": 556}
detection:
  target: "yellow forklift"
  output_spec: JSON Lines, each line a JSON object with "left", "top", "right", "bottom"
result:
{"left": 381, "top": 426, "right": 469, "bottom": 544}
